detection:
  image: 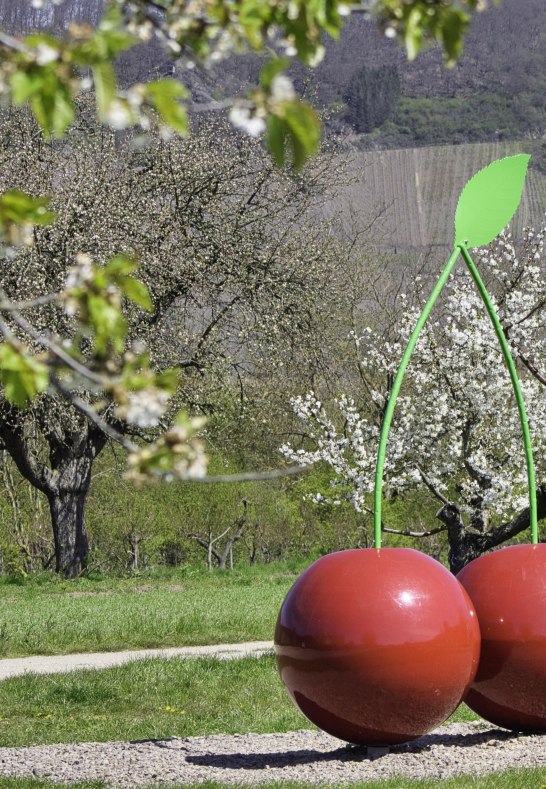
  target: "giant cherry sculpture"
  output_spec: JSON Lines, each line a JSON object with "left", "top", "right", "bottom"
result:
{"left": 275, "top": 155, "right": 545, "bottom": 744}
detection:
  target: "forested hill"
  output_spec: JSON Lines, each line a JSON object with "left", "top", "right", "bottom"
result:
{"left": 312, "top": 0, "right": 546, "bottom": 157}
{"left": 0, "top": 0, "right": 544, "bottom": 159}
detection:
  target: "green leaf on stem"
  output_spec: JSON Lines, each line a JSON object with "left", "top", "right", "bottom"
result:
{"left": 92, "top": 62, "right": 117, "bottom": 119}
{"left": 266, "top": 100, "right": 320, "bottom": 170}
{"left": 121, "top": 276, "right": 152, "bottom": 311}
{"left": 0, "top": 343, "right": 49, "bottom": 407}
{"left": 31, "top": 78, "right": 75, "bottom": 138}
{"left": 266, "top": 114, "right": 287, "bottom": 167}
{"left": 454, "top": 154, "right": 531, "bottom": 248}
{"left": 0, "top": 190, "right": 54, "bottom": 230}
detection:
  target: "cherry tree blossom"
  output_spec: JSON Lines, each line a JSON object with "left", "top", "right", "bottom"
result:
{"left": 281, "top": 223, "right": 546, "bottom": 571}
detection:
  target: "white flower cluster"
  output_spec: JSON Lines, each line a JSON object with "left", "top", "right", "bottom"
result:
{"left": 117, "top": 387, "right": 170, "bottom": 428}
{"left": 282, "top": 222, "right": 546, "bottom": 524}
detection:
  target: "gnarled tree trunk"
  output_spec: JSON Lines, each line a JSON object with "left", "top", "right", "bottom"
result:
{"left": 0, "top": 403, "right": 107, "bottom": 578}
{"left": 437, "top": 485, "right": 546, "bottom": 574}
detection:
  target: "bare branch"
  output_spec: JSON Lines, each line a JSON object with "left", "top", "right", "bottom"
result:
{"left": 189, "top": 465, "right": 309, "bottom": 484}
{"left": 0, "top": 30, "right": 31, "bottom": 53}
{"left": 49, "top": 377, "right": 138, "bottom": 453}
{"left": 382, "top": 525, "right": 446, "bottom": 538}
{"left": 519, "top": 352, "right": 546, "bottom": 387}
{"left": 416, "top": 465, "right": 451, "bottom": 506}
{"left": 0, "top": 293, "right": 59, "bottom": 312}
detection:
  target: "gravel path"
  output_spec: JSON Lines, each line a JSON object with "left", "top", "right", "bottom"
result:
{"left": 0, "top": 723, "right": 544, "bottom": 786}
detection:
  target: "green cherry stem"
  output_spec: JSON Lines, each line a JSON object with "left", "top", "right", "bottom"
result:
{"left": 373, "top": 246, "right": 461, "bottom": 549}
{"left": 459, "top": 243, "right": 538, "bottom": 544}
{"left": 372, "top": 242, "right": 538, "bottom": 550}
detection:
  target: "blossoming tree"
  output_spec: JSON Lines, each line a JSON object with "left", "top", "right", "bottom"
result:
{"left": 0, "top": 104, "right": 353, "bottom": 576}
{"left": 0, "top": 0, "right": 500, "bottom": 575}
{"left": 282, "top": 224, "right": 546, "bottom": 571}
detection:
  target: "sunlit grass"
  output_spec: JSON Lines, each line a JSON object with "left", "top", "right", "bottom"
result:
{"left": 0, "top": 656, "right": 303, "bottom": 747}
{"left": 0, "top": 654, "right": 478, "bottom": 748}
{"left": 0, "top": 562, "right": 307, "bottom": 657}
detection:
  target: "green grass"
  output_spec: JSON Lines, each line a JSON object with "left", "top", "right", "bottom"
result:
{"left": 0, "top": 656, "right": 301, "bottom": 746}
{"left": 0, "top": 771, "right": 544, "bottom": 789}
{"left": 0, "top": 655, "right": 478, "bottom": 748}
{"left": 0, "top": 562, "right": 307, "bottom": 657}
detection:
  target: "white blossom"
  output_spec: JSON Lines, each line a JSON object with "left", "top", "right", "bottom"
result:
{"left": 35, "top": 43, "right": 59, "bottom": 66}
{"left": 270, "top": 75, "right": 296, "bottom": 103}
{"left": 118, "top": 388, "right": 170, "bottom": 428}
{"left": 282, "top": 222, "right": 546, "bottom": 525}
{"left": 229, "top": 106, "right": 266, "bottom": 137}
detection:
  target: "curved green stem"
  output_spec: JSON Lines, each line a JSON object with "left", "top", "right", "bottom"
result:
{"left": 373, "top": 246, "right": 461, "bottom": 548}
{"left": 459, "top": 244, "right": 538, "bottom": 544}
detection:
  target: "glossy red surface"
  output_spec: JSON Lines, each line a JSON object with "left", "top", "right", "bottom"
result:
{"left": 457, "top": 543, "right": 546, "bottom": 732}
{"left": 275, "top": 548, "right": 480, "bottom": 745}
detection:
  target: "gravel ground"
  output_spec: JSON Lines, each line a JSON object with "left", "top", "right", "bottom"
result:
{"left": 0, "top": 722, "right": 544, "bottom": 786}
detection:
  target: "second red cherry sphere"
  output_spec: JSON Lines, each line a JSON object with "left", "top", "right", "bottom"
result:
{"left": 275, "top": 548, "right": 480, "bottom": 745}
{"left": 457, "top": 543, "right": 546, "bottom": 732}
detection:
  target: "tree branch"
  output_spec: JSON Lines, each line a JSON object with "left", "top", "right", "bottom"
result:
{"left": 49, "top": 377, "right": 138, "bottom": 453}
{"left": 0, "top": 289, "right": 106, "bottom": 388}
{"left": 0, "top": 30, "right": 31, "bottom": 53}
{"left": 0, "top": 293, "right": 59, "bottom": 312}
{"left": 519, "top": 352, "right": 546, "bottom": 387}
{"left": 417, "top": 465, "right": 451, "bottom": 506}
{"left": 189, "top": 465, "right": 309, "bottom": 484}
{"left": 382, "top": 525, "right": 446, "bottom": 538}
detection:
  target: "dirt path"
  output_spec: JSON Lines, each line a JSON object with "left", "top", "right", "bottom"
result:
{"left": 0, "top": 641, "right": 274, "bottom": 680}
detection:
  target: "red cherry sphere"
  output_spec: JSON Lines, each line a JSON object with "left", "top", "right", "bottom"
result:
{"left": 275, "top": 548, "right": 480, "bottom": 746}
{"left": 457, "top": 543, "right": 546, "bottom": 732}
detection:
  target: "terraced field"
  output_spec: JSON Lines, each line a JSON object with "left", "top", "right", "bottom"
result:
{"left": 328, "top": 141, "right": 546, "bottom": 253}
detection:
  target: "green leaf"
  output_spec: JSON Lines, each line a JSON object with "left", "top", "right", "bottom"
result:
{"left": 260, "top": 57, "right": 289, "bottom": 89}
{"left": 454, "top": 155, "right": 531, "bottom": 248}
{"left": 283, "top": 100, "right": 321, "bottom": 170}
{"left": 441, "top": 10, "right": 469, "bottom": 67}
{"left": 239, "top": 1, "right": 270, "bottom": 47}
{"left": 10, "top": 70, "right": 45, "bottom": 103}
{"left": 121, "top": 276, "right": 152, "bottom": 311}
{"left": 87, "top": 295, "right": 127, "bottom": 355}
{"left": 404, "top": 7, "right": 423, "bottom": 62}
{"left": 92, "top": 62, "right": 117, "bottom": 119}
{"left": 0, "top": 190, "right": 54, "bottom": 229}
{"left": 0, "top": 344, "right": 49, "bottom": 407}
{"left": 266, "top": 114, "right": 287, "bottom": 167}
{"left": 30, "top": 79, "right": 75, "bottom": 138}
{"left": 105, "top": 254, "right": 138, "bottom": 277}
{"left": 146, "top": 80, "right": 189, "bottom": 135}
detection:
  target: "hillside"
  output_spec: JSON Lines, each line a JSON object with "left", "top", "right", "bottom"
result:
{"left": 324, "top": 141, "right": 546, "bottom": 253}
{"left": 215, "top": 0, "right": 546, "bottom": 155}
{"left": 0, "top": 0, "right": 544, "bottom": 155}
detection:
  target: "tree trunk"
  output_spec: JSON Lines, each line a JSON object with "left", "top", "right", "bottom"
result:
{"left": 45, "top": 427, "right": 106, "bottom": 578}
{"left": 437, "top": 485, "right": 546, "bottom": 574}
{"left": 47, "top": 485, "right": 90, "bottom": 578}
{"left": 0, "top": 405, "right": 108, "bottom": 579}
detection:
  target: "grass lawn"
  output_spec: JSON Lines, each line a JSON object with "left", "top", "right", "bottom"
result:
{"left": 0, "top": 564, "right": 541, "bottom": 789}
{"left": 0, "top": 771, "right": 544, "bottom": 789}
{"left": 0, "top": 562, "right": 307, "bottom": 657}
{"left": 0, "top": 655, "right": 479, "bottom": 748}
